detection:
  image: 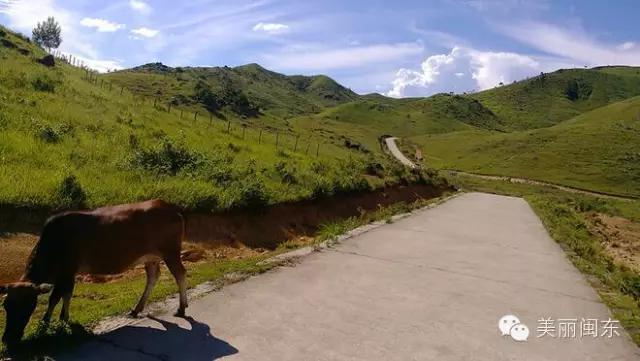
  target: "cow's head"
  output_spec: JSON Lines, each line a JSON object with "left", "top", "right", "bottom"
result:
{"left": 1, "top": 282, "right": 52, "bottom": 346}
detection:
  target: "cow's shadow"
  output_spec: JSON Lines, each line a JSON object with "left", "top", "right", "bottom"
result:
{"left": 94, "top": 316, "right": 239, "bottom": 360}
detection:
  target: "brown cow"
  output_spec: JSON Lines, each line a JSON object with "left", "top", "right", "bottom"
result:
{"left": 0, "top": 199, "right": 188, "bottom": 347}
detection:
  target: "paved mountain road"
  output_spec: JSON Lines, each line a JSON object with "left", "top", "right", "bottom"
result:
{"left": 384, "top": 137, "right": 416, "bottom": 168}
{"left": 61, "top": 193, "right": 639, "bottom": 360}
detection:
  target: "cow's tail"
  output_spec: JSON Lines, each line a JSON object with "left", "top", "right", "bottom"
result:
{"left": 177, "top": 211, "right": 187, "bottom": 245}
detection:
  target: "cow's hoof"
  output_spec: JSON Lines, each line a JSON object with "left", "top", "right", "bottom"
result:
{"left": 174, "top": 309, "right": 186, "bottom": 318}
{"left": 128, "top": 310, "right": 141, "bottom": 318}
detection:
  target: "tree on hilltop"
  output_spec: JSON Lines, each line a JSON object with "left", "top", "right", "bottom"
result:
{"left": 32, "top": 17, "right": 62, "bottom": 52}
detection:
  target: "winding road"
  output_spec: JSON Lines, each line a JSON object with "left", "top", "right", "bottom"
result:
{"left": 61, "top": 193, "right": 639, "bottom": 360}
{"left": 384, "top": 137, "right": 416, "bottom": 168}
{"left": 383, "top": 137, "right": 637, "bottom": 201}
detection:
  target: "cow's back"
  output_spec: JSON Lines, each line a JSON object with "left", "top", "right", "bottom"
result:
{"left": 31, "top": 200, "right": 184, "bottom": 277}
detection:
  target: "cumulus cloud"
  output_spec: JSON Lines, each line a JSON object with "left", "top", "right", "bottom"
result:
{"left": 387, "top": 46, "right": 541, "bottom": 97}
{"left": 261, "top": 42, "right": 423, "bottom": 71}
{"left": 252, "top": 22, "right": 289, "bottom": 34}
{"left": 80, "top": 17, "right": 125, "bottom": 32}
{"left": 130, "top": 27, "right": 159, "bottom": 38}
{"left": 129, "top": 0, "right": 150, "bottom": 13}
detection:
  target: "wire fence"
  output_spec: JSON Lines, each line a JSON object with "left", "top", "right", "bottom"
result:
{"left": 49, "top": 50, "right": 330, "bottom": 157}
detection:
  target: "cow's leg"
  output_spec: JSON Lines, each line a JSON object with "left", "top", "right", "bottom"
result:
{"left": 43, "top": 277, "right": 73, "bottom": 324}
{"left": 129, "top": 261, "right": 161, "bottom": 318}
{"left": 59, "top": 279, "right": 76, "bottom": 322}
{"left": 165, "top": 255, "right": 188, "bottom": 317}
{"left": 42, "top": 287, "right": 63, "bottom": 325}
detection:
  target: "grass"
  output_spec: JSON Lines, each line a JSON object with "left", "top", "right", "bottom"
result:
{"left": 449, "top": 173, "right": 640, "bottom": 345}
{"left": 104, "top": 62, "right": 358, "bottom": 120}
{"left": 470, "top": 67, "right": 640, "bottom": 130}
{"left": 0, "top": 255, "right": 276, "bottom": 358}
{"left": 0, "top": 24, "right": 413, "bottom": 214}
{"left": 410, "top": 95, "right": 640, "bottom": 197}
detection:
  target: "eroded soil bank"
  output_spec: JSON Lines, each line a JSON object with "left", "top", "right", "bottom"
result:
{"left": 0, "top": 183, "right": 451, "bottom": 283}
{"left": 185, "top": 183, "right": 448, "bottom": 248}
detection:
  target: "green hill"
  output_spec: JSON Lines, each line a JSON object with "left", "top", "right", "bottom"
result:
{"left": 0, "top": 24, "right": 416, "bottom": 213}
{"left": 105, "top": 62, "right": 358, "bottom": 119}
{"left": 291, "top": 93, "right": 500, "bottom": 152}
{"left": 410, "top": 95, "right": 640, "bottom": 197}
{"left": 470, "top": 67, "right": 640, "bottom": 130}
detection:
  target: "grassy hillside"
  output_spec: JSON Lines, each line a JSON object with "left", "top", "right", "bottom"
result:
{"left": 104, "top": 62, "right": 358, "bottom": 120}
{"left": 290, "top": 93, "right": 500, "bottom": 152}
{"left": 471, "top": 67, "right": 640, "bottom": 130}
{"left": 0, "top": 24, "right": 431, "bottom": 213}
{"left": 411, "top": 95, "right": 640, "bottom": 197}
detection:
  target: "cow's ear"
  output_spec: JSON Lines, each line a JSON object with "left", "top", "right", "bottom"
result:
{"left": 35, "top": 284, "right": 53, "bottom": 294}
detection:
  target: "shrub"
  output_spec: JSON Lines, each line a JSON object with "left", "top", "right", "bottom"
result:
{"left": 364, "top": 160, "right": 384, "bottom": 177}
{"left": 56, "top": 175, "right": 86, "bottom": 209}
{"left": 131, "top": 138, "right": 201, "bottom": 175}
{"left": 230, "top": 177, "right": 269, "bottom": 209}
{"left": 32, "top": 74, "right": 56, "bottom": 92}
{"left": 37, "top": 125, "right": 61, "bottom": 143}
{"left": 311, "top": 177, "right": 333, "bottom": 199}
{"left": 275, "top": 161, "right": 298, "bottom": 184}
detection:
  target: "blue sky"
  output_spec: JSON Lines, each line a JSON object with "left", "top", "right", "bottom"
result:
{"left": 1, "top": 0, "right": 639, "bottom": 96}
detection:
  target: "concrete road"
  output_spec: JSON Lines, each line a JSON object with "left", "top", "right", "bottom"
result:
{"left": 385, "top": 137, "right": 416, "bottom": 168}
{"left": 61, "top": 193, "right": 639, "bottom": 360}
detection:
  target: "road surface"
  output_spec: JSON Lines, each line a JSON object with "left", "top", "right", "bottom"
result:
{"left": 384, "top": 137, "right": 416, "bottom": 168}
{"left": 61, "top": 193, "right": 639, "bottom": 360}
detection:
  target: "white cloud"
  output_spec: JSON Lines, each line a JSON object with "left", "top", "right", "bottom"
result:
{"left": 619, "top": 42, "right": 636, "bottom": 51}
{"left": 60, "top": 52, "right": 123, "bottom": 73}
{"left": 387, "top": 46, "right": 542, "bottom": 97}
{"left": 261, "top": 42, "right": 423, "bottom": 71}
{"left": 500, "top": 22, "right": 640, "bottom": 66}
{"left": 252, "top": 22, "right": 289, "bottom": 34}
{"left": 130, "top": 27, "right": 159, "bottom": 38}
{"left": 129, "top": 0, "right": 150, "bottom": 14}
{"left": 80, "top": 17, "right": 125, "bottom": 32}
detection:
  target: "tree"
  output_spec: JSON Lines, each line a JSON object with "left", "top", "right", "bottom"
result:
{"left": 32, "top": 17, "right": 62, "bottom": 52}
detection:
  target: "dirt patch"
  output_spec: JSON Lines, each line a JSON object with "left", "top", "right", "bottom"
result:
{"left": 589, "top": 213, "right": 640, "bottom": 271}
{"left": 0, "top": 233, "right": 38, "bottom": 284}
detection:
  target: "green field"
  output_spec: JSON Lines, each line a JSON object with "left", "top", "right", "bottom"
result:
{"left": 410, "top": 96, "right": 640, "bottom": 197}
{"left": 0, "top": 24, "right": 435, "bottom": 213}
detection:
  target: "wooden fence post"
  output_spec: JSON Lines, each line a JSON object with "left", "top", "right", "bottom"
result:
{"left": 180, "top": 110, "right": 183, "bottom": 119}
{"left": 305, "top": 141, "right": 311, "bottom": 154}
{"left": 275, "top": 133, "right": 279, "bottom": 148}
{"left": 293, "top": 135, "right": 299, "bottom": 152}
{"left": 194, "top": 112, "right": 198, "bottom": 121}
{"left": 316, "top": 143, "right": 320, "bottom": 156}
{"left": 227, "top": 121, "right": 231, "bottom": 133}
{"left": 259, "top": 130, "right": 263, "bottom": 144}
{"left": 120, "top": 86, "right": 124, "bottom": 95}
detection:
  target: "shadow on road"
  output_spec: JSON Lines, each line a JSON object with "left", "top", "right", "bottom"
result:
{"left": 63, "top": 316, "right": 238, "bottom": 360}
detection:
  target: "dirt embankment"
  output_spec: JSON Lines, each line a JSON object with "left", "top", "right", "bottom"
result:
{"left": 0, "top": 184, "right": 450, "bottom": 284}
{"left": 186, "top": 184, "right": 445, "bottom": 249}
{"left": 589, "top": 213, "right": 640, "bottom": 272}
